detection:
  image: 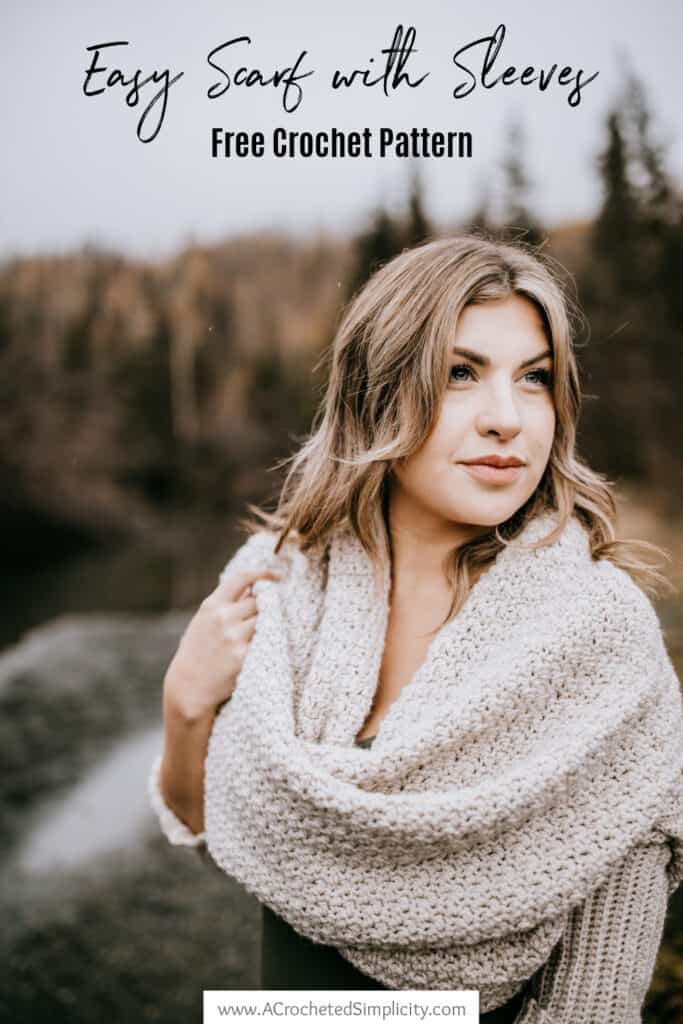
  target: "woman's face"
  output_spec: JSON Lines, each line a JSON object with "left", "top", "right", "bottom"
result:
{"left": 389, "top": 294, "right": 556, "bottom": 534}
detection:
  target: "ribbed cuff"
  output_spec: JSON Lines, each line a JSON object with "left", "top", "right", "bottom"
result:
{"left": 513, "top": 995, "right": 551, "bottom": 1023}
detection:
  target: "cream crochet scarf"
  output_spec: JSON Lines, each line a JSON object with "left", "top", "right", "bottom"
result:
{"left": 204, "top": 511, "right": 683, "bottom": 1009}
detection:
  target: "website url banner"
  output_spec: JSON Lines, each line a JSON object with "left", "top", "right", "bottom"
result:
{"left": 204, "top": 991, "right": 480, "bottom": 1024}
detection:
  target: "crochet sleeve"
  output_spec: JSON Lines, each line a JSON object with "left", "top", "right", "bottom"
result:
{"left": 515, "top": 834, "right": 673, "bottom": 1023}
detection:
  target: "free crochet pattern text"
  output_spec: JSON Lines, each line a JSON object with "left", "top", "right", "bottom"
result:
{"left": 80, "top": 23, "right": 600, "bottom": 144}
{"left": 209, "top": 126, "right": 474, "bottom": 160}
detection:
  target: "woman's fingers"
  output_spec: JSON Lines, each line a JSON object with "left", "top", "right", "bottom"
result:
{"left": 218, "top": 566, "right": 282, "bottom": 603}
{"left": 218, "top": 598, "right": 258, "bottom": 631}
{"left": 166, "top": 565, "right": 280, "bottom": 717}
{"left": 234, "top": 614, "right": 258, "bottom": 639}
{"left": 220, "top": 612, "right": 257, "bottom": 645}
{"left": 233, "top": 595, "right": 258, "bottom": 619}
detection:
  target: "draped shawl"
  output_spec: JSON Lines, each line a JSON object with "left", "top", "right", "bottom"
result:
{"left": 204, "top": 511, "right": 683, "bottom": 1010}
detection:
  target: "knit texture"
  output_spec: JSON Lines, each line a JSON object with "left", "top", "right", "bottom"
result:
{"left": 148, "top": 764, "right": 674, "bottom": 1019}
{"left": 194, "top": 511, "right": 681, "bottom": 1010}
{"left": 521, "top": 833, "right": 672, "bottom": 1023}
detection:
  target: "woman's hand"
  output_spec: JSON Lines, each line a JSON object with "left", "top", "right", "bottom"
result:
{"left": 163, "top": 565, "right": 282, "bottom": 721}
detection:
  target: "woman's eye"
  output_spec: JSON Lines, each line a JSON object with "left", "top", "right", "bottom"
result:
{"left": 449, "top": 364, "right": 474, "bottom": 383}
{"left": 448, "top": 365, "right": 553, "bottom": 387}
{"left": 524, "top": 368, "right": 553, "bottom": 386}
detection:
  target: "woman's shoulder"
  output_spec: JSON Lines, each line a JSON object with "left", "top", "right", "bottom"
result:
{"left": 529, "top": 510, "right": 663, "bottom": 626}
{"left": 576, "top": 529, "right": 664, "bottom": 639}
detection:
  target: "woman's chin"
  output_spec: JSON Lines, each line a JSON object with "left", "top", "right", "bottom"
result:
{"left": 447, "top": 496, "right": 528, "bottom": 529}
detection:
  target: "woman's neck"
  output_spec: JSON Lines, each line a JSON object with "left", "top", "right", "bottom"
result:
{"left": 386, "top": 503, "right": 489, "bottom": 591}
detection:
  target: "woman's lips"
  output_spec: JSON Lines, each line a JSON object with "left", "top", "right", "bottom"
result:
{"left": 459, "top": 463, "right": 522, "bottom": 484}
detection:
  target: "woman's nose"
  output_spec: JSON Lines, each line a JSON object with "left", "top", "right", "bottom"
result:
{"left": 475, "top": 383, "right": 522, "bottom": 438}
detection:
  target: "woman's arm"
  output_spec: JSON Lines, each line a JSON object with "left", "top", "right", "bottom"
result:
{"left": 162, "top": 688, "right": 218, "bottom": 833}
{"left": 147, "top": 689, "right": 219, "bottom": 848}
{"left": 515, "top": 835, "right": 673, "bottom": 1023}
{"left": 147, "top": 528, "right": 283, "bottom": 849}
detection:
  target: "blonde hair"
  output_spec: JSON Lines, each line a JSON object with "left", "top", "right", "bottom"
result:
{"left": 240, "top": 234, "right": 672, "bottom": 625}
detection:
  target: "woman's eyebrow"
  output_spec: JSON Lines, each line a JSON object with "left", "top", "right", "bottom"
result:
{"left": 451, "top": 346, "right": 553, "bottom": 369}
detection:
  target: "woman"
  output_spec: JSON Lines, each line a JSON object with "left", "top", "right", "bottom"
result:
{"left": 148, "top": 235, "right": 683, "bottom": 1022}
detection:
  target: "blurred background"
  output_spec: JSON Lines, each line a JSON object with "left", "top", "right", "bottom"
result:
{"left": 1, "top": 2, "right": 682, "bottom": 1021}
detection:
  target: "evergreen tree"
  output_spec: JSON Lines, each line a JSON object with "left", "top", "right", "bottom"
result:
{"left": 499, "top": 118, "right": 545, "bottom": 248}
{"left": 592, "top": 110, "right": 640, "bottom": 289}
{"left": 462, "top": 181, "right": 495, "bottom": 237}
{"left": 344, "top": 206, "right": 402, "bottom": 300}
{"left": 621, "top": 70, "right": 683, "bottom": 321}
{"left": 345, "top": 168, "right": 434, "bottom": 300}
{"left": 582, "top": 66, "right": 683, "bottom": 501}
{"left": 403, "top": 165, "right": 431, "bottom": 247}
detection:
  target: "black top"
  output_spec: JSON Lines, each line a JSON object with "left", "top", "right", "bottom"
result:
{"left": 259, "top": 733, "right": 528, "bottom": 1021}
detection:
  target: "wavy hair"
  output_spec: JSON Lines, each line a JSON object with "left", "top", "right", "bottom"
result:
{"left": 239, "top": 234, "right": 672, "bottom": 626}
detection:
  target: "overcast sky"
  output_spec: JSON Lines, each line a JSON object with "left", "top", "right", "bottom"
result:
{"left": 2, "top": 0, "right": 682, "bottom": 261}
